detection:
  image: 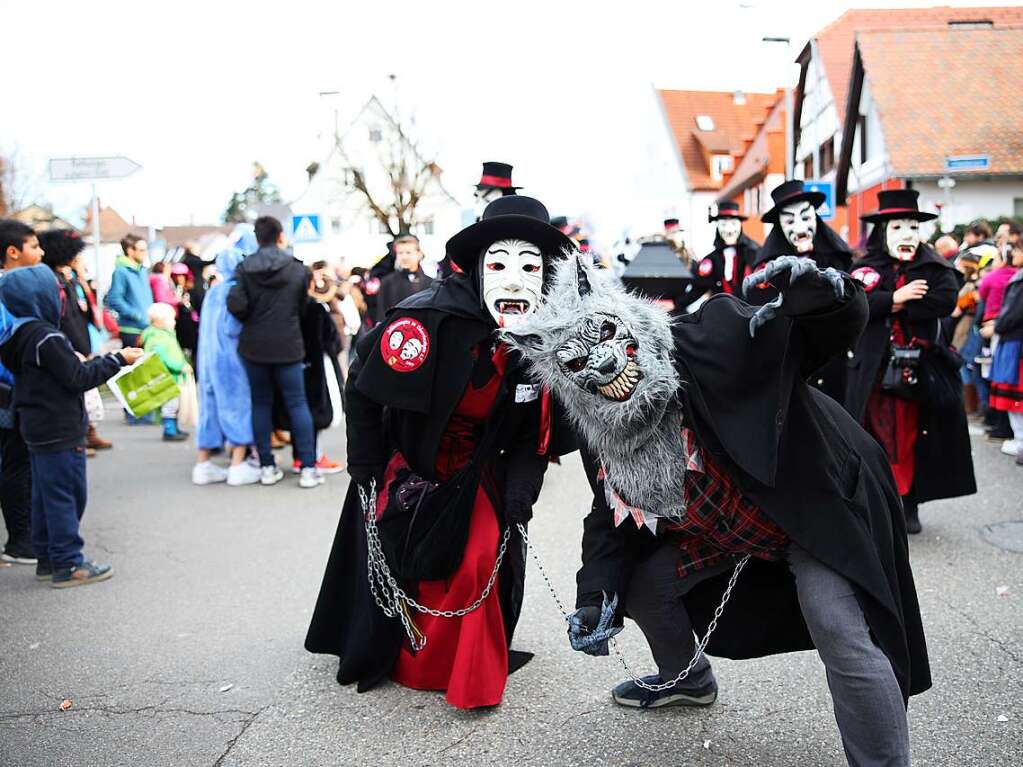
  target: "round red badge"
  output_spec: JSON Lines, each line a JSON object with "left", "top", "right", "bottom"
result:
{"left": 380, "top": 318, "right": 430, "bottom": 372}
{"left": 851, "top": 266, "right": 881, "bottom": 293}
{"left": 698, "top": 258, "right": 714, "bottom": 277}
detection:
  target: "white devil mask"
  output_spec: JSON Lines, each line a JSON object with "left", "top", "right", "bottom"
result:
{"left": 885, "top": 218, "right": 921, "bottom": 262}
{"left": 483, "top": 238, "right": 544, "bottom": 328}
{"left": 716, "top": 217, "right": 742, "bottom": 246}
{"left": 779, "top": 201, "right": 817, "bottom": 254}
{"left": 474, "top": 187, "right": 504, "bottom": 220}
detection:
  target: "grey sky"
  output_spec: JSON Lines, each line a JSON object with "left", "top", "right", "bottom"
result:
{"left": 2, "top": 0, "right": 1011, "bottom": 244}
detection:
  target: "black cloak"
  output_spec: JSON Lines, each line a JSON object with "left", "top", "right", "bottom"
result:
{"left": 273, "top": 300, "right": 345, "bottom": 433}
{"left": 305, "top": 273, "right": 574, "bottom": 692}
{"left": 691, "top": 232, "right": 761, "bottom": 296}
{"left": 576, "top": 281, "right": 931, "bottom": 702}
{"left": 748, "top": 217, "right": 854, "bottom": 402}
{"left": 844, "top": 232, "right": 976, "bottom": 504}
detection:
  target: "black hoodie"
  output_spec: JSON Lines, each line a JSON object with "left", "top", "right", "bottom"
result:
{"left": 227, "top": 246, "right": 312, "bottom": 364}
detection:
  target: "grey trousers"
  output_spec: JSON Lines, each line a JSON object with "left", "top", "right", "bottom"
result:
{"left": 626, "top": 542, "right": 909, "bottom": 767}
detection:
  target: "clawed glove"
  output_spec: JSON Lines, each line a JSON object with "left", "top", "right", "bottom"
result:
{"left": 566, "top": 592, "right": 623, "bottom": 656}
{"left": 742, "top": 255, "right": 846, "bottom": 337}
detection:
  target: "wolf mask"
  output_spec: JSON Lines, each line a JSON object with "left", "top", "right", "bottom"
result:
{"left": 503, "top": 254, "right": 688, "bottom": 521}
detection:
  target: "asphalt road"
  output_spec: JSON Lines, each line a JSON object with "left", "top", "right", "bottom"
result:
{"left": 1, "top": 408, "right": 1021, "bottom": 766}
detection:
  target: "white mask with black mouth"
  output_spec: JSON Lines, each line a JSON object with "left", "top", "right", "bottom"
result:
{"left": 482, "top": 238, "right": 544, "bottom": 328}
{"left": 779, "top": 201, "right": 817, "bottom": 254}
{"left": 717, "top": 217, "right": 742, "bottom": 246}
{"left": 885, "top": 218, "right": 920, "bottom": 262}
{"left": 474, "top": 187, "right": 504, "bottom": 220}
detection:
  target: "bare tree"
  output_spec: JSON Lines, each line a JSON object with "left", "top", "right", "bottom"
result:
{"left": 328, "top": 96, "right": 447, "bottom": 237}
{"left": 1, "top": 146, "right": 42, "bottom": 216}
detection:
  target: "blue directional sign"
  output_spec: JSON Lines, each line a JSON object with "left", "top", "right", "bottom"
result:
{"left": 945, "top": 155, "right": 989, "bottom": 172}
{"left": 805, "top": 180, "right": 835, "bottom": 220}
{"left": 291, "top": 214, "right": 322, "bottom": 243}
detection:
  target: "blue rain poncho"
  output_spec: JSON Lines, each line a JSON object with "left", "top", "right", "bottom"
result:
{"left": 196, "top": 242, "right": 254, "bottom": 449}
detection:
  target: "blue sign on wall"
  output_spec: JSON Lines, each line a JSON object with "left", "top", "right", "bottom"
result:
{"left": 291, "top": 214, "right": 322, "bottom": 243}
{"left": 805, "top": 181, "right": 835, "bottom": 221}
{"left": 945, "top": 155, "right": 989, "bottom": 172}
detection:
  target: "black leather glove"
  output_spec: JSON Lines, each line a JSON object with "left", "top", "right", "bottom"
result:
{"left": 504, "top": 494, "right": 534, "bottom": 525}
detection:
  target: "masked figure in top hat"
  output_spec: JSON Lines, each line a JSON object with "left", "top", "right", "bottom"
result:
{"left": 505, "top": 253, "right": 928, "bottom": 766}
{"left": 845, "top": 189, "right": 976, "bottom": 535}
{"left": 750, "top": 180, "right": 854, "bottom": 402}
{"left": 305, "top": 196, "right": 575, "bottom": 710}
{"left": 474, "top": 161, "right": 521, "bottom": 221}
{"left": 692, "top": 202, "right": 761, "bottom": 298}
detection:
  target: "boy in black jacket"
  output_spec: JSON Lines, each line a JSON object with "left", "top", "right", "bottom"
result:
{"left": 0, "top": 265, "right": 143, "bottom": 587}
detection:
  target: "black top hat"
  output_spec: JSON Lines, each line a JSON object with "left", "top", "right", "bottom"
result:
{"left": 475, "top": 161, "right": 521, "bottom": 192}
{"left": 709, "top": 200, "right": 748, "bottom": 222}
{"left": 860, "top": 189, "right": 938, "bottom": 223}
{"left": 445, "top": 195, "right": 575, "bottom": 272}
{"left": 761, "top": 180, "right": 827, "bottom": 224}
{"left": 663, "top": 218, "right": 681, "bottom": 231}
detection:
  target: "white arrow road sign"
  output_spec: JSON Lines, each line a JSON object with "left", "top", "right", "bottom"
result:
{"left": 48, "top": 156, "right": 142, "bottom": 182}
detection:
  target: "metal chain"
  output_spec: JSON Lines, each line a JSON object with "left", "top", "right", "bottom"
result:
{"left": 360, "top": 481, "right": 511, "bottom": 652}
{"left": 517, "top": 522, "right": 750, "bottom": 693}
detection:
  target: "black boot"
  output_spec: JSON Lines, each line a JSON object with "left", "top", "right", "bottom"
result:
{"left": 903, "top": 497, "right": 922, "bottom": 535}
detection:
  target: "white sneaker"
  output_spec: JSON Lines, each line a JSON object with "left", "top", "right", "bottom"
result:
{"left": 1001, "top": 439, "right": 1022, "bottom": 456}
{"left": 227, "top": 461, "right": 263, "bottom": 486}
{"left": 260, "top": 465, "right": 285, "bottom": 486}
{"left": 192, "top": 461, "right": 229, "bottom": 486}
{"left": 299, "top": 467, "right": 326, "bottom": 489}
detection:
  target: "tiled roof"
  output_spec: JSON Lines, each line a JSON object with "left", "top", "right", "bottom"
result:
{"left": 658, "top": 89, "right": 778, "bottom": 191}
{"left": 857, "top": 26, "right": 1023, "bottom": 176}
{"left": 811, "top": 6, "right": 1023, "bottom": 124}
{"left": 718, "top": 95, "right": 786, "bottom": 202}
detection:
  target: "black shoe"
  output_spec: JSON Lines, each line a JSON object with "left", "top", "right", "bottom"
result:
{"left": 611, "top": 674, "right": 718, "bottom": 709}
{"left": 986, "top": 426, "right": 1014, "bottom": 441}
{"left": 36, "top": 557, "right": 53, "bottom": 581}
{"left": 162, "top": 431, "right": 189, "bottom": 442}
{"left": 1, "top": 545, "right": 38, "bottom": 565}
{"left": 904, "top": 505, "right": 922, "bottom": 535}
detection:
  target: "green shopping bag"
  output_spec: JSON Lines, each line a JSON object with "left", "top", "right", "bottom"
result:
{"left": 106, "top": 353, "right": 180, "bottom": 418}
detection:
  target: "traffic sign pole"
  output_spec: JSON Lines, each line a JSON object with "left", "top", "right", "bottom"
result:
{"left": 91, "top": 183, "right": 103, "bottom": 308}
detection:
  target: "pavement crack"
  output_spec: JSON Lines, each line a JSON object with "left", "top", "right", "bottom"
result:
{"left": 0, "top": 705, "right": 258, "bottom": 723}
{"left": 212, "top": 704, "right": 270, "bottom": 767}
{"left": 437, "top": 725, "right": 482, "bottom": 755}
{"left": 937, "top": 596, "right": 1022, "bottom": 663}
{"left": 559, "top": 708, "right": 597, "bottom": 727}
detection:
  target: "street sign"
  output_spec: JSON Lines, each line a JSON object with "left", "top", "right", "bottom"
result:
{"left": 291, "top": 214, "right": 322, "bottom": 243}
{"left": 945, "top": 155, "right": 989, "bottom": 172}
{"left": 48, "top": 155, "right": 142, "bottom": 182}
{"left": 805, "top": 180, "right": 835, "bottom": 220}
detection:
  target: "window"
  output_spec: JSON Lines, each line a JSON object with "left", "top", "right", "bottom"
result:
{"left": 801, "top": 154, "right": 814, "bottom": 180}
{"left": 695, "top": 115, "right": 715, "bottom": 131}
{"left": 331, "top": 217, "right": 342, "bottom": 235}
{"left": 378, "top": 219, "right": 392, "bottom": 234}
{"left": 858, "top": 115, "right": 868, "bottom": 164}
{"left": 819, "top": 135, "right": 836, "bottom": 175}
{"left": 368, "top": 127, "right": 383, "bottom": 143}
{"left": 948, "top": 19, "right": 993, "bottom": 29}
{"left": 1014, "top": 198, "right": 1023, "bottom": 218}
{"left": 419, "top": 219, "right": 434, "bottom": 236}
{"left": 711, "top": 154, "right": 733, "bottom": 180}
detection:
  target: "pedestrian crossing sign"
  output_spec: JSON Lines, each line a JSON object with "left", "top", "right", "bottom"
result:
{"left": 291, "top": 214, "right": 322, "bottom": 243}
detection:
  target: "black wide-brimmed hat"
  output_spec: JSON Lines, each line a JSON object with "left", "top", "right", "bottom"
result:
{"left": 709, "top": 200, "right": 748, "bottom": 222}
{"left": 860, "top": 189, "right": 938, "bottom": 223}
{"left": 445, "top": 195, "right": 575, "bottom": 272}
{"left": 663, "top": 217, "right": 681, "bottom": 230}
{"left": 475, "top": 161, "right": 521, "bottom": 192}
{"left": 761, "top": 180, "right": 827, "bottom": 224}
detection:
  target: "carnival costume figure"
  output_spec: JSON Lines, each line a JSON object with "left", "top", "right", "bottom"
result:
{"left": 506, "top": 253, "right": 929, "bottom": 766}
{"left": 845, "top": 189, "right": 976, "bottom": 534}
{"left": 691, "top": 201, "right": 760, "bottom": 298}
{"left": 751, "top": 180, "right": 854, "bottom": 402}
{"left": 305, "top": 196, "right": 574, "bottom": 709}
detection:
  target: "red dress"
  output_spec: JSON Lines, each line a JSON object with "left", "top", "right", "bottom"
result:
{"left": 864, "top": 271, "right": 919, "bottom": 496}
{"left": 380, "top": 348, "right": 510, "bottom": 709}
